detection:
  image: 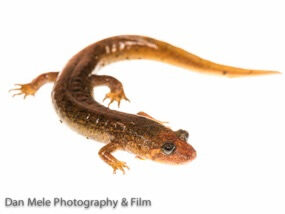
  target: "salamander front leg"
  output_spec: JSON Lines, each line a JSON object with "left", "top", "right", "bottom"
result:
{"left": 91, "top": 75, "right": 129, "bottom": 107}
{"left": 98, "top": 142, "right": 129, "bottom": 174}
{"left": 10, "top": 72, "right": 59, "bottom": 98}
{"left": 137, "top": 111, "right": 168, "bottom": 125}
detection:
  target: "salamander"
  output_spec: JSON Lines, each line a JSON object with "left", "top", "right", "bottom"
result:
{"left": 10, "top": 35, "right": 280, "bottom": 173}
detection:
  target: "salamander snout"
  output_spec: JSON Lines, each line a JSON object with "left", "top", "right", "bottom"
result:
{"left": 166, "top": 139, "right": 197, "bottom": 163}
{"left": 151, "top": 133, "right": 196, "bottom": 164}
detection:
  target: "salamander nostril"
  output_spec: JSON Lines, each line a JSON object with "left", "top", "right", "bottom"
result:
{"left": 191, "top": 151, "right": 197, "bottom": 160}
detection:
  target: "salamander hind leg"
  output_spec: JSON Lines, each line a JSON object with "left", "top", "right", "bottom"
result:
{"left": 10, "top": 72, "right": 59, "bottom": 98}
{"left": 91, "top": 75, "right": 129, "bottom": 107}
{"left": 98, "top": 142, "right": 129, "bottom": 174}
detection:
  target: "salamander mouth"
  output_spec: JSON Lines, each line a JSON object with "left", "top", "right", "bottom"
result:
{"left": 185, "top": 150, "right": 197, "bottom": 161}
{"left": 174, "top": 149, "right": 196, "bottom": 164}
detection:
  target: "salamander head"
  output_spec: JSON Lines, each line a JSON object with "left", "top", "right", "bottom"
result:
{"left": 148, "top": 129, "right": 196, "bottom": 164}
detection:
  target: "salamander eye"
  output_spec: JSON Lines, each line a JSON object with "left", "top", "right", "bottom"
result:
{"left": 161, "top": 142, "right": 176, "bottom": 155}
{"left": 175, "top": 129, "right": 189, "bottom": 141}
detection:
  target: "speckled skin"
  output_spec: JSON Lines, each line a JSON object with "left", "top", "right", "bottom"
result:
{"left": 51, "top": 36, "right": 200, "bottom": 172}
{"left": 11, "top": 35, "right": 279, "bottom": 173}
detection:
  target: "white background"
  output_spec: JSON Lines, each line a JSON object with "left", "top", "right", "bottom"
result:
{"left": 0, "top": 0, "right": 284, "bottom": 213}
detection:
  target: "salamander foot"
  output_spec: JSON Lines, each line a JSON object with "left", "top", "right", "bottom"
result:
{"left": 103, "top": 89, "right": 130, "bottom": 107}
{"left": 111, "top": 161, "right": 129, "bottom": 174}
{"left": 9, "top": 83, "right": 36, "bottom": 98}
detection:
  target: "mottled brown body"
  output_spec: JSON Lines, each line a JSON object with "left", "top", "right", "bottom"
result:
{"left": 11, "top": 35, "right": 279, "bottom": 173}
